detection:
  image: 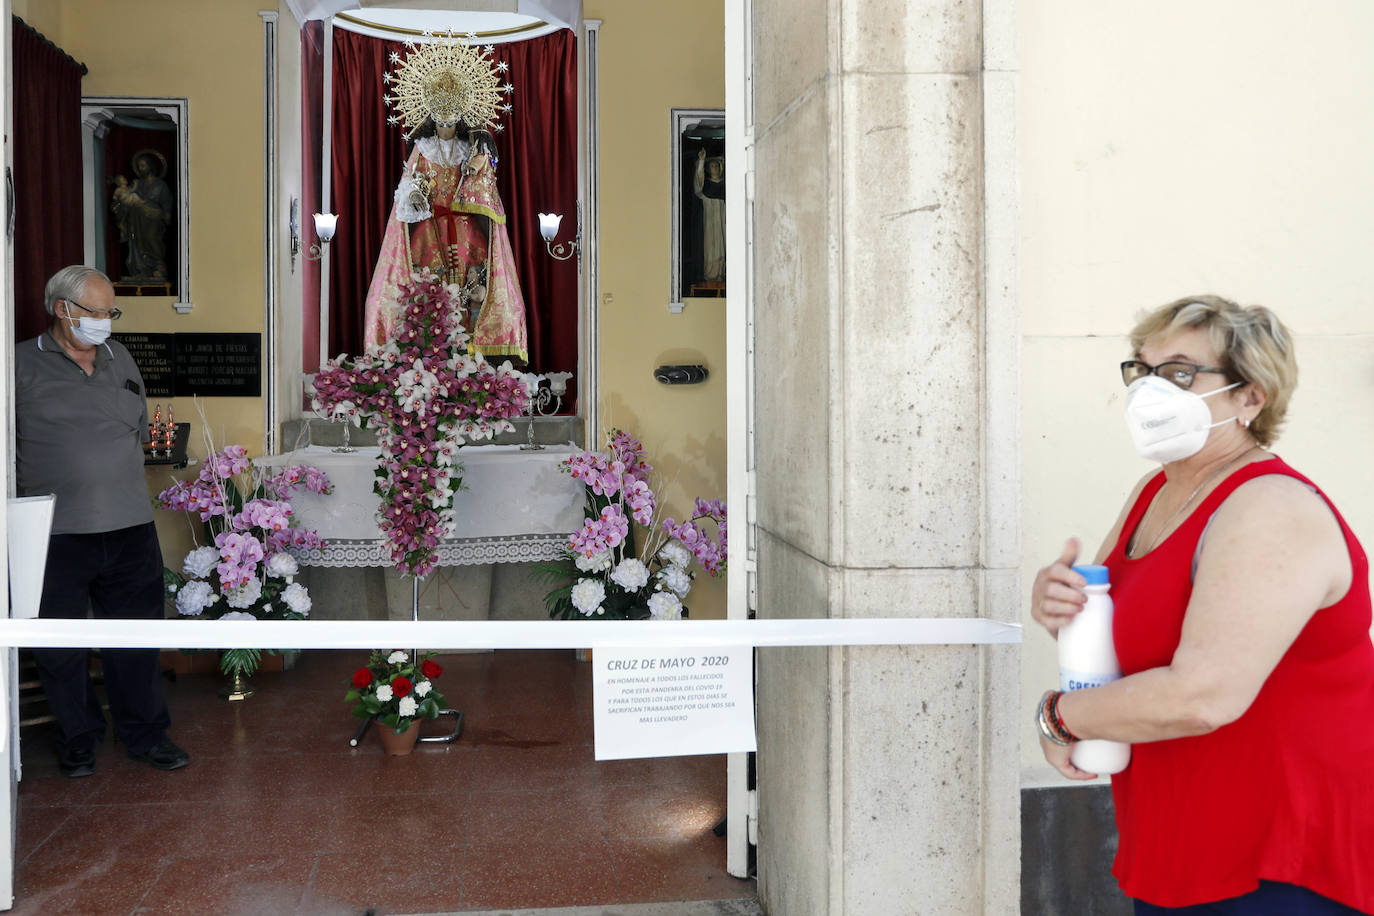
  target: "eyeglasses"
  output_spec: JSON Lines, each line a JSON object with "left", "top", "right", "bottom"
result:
{"left": 64, "top": 299, "right": 122, "bottom": 321}
{"left": 1120, "top": 359, "right": 1229, "bottom": 390}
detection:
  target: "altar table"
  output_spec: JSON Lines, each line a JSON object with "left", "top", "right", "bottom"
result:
{"left": 256, "top": 444, "right": 585, "bottom": 568}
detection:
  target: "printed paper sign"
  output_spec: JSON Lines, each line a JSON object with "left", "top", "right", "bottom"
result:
{"left": 593, "top": 645, "right": 757, "bottom": 761}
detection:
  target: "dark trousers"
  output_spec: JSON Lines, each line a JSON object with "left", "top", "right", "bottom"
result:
{"left": 33, "top": 521, "right": 171, "bottom": 756}
{"left": 1135, "top": 881, "right": 1369, "bottom": 915}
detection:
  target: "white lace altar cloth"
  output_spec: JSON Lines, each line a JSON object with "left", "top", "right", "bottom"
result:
{"left": 255, "top": 444, "right": 584, "bottom": 568}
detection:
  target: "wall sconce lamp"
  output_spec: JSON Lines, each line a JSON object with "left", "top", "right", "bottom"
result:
{"left": 539, "top": 205, "right": 580, "bottom": 262}
{"left": 289, "top": 197, "right": 338, "bottom": 272}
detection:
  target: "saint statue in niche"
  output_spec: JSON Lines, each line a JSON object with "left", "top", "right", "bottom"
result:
{"left": 364, "top": 32, "right": 528, "bottom": 363}
{"left": 111, "top": 149, "right": 173, "bottom": 282}
{"left": 694, "top": 149, "right": 726, "bottom": 283}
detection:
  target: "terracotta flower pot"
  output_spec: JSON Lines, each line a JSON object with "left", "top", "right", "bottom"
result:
{"left": 377, "top": 719, "right": 421, "bottom": 756}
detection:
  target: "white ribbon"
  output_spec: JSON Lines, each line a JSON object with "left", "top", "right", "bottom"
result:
{"left": 0, "top": 618, "right": 1020, "bottom": 650}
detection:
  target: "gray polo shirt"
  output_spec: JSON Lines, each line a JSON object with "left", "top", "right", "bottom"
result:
{"left": 15, "top": 330, "right": 153, "bottom": 534}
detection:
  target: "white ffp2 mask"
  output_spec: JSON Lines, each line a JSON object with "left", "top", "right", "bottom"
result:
{"left": 1124, "top": 375, "right": 1241, "bottom": 464}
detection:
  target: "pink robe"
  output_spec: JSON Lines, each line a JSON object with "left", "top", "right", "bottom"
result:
{"left": 363, "top": 140, "right": 528, "bottom": 362}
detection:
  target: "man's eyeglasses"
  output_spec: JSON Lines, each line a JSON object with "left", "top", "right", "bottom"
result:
{"left": 1120, "top": 359, "right": 1229, "bottom": 390}
{"left": 64, "top": 299, "right": 122, "bottom": 321}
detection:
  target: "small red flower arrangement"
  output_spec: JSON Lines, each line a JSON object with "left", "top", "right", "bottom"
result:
{"left": 345, "top": 649, "right": 447, "bottom": 733}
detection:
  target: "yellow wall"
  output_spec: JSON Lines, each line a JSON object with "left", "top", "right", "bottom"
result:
{"left": 586, "top": 0, "right": 729, "bottom": 617}
{"left": 39, "top": 0, "right": 269, "bottom": 458}
{"left": 1019, "top": 0, "right": 1374, "bottom": 772}
{"left": 36, "top": 0, "right": 273, "bottom": 567}
{"left": 12, "top": 0, "right": 59, "bottom": 36}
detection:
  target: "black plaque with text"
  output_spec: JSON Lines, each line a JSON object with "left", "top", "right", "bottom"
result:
{"left": 111, "top": 332, "right": 176, "bottom": 397}
{"left": 173, "top": 333, "right": 262, "bottom": 397}
{"left": 111, "top": 332, "right": 262, "bottom": 397}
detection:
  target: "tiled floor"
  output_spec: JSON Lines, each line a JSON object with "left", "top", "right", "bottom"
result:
{"left": 12, "top": 650, "right": 755, "bottom": 915}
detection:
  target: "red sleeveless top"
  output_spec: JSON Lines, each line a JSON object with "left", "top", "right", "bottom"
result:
{"left": 1104, "top": 456, "right": 1374, "bottom": 910}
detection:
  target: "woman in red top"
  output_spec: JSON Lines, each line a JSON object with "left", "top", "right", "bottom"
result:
{"left": 1031, "top": 295, "right": 1374, "bottom": 914}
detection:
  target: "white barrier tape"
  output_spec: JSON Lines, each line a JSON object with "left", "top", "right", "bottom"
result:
{"left": 0, "top": 617, "right": 1020, "bottom": 650}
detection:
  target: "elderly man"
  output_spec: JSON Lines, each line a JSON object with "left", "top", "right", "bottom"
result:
{"left": 14, "top": 265, "right": 188, "bottom": 777}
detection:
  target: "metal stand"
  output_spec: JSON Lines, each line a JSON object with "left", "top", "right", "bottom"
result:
{"left": 348, "top": 574, "right": 463, "bottom": 747}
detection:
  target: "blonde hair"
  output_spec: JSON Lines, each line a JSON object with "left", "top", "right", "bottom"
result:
{"left": 1129, "top": 294, "right": 1297, "bottom": 447}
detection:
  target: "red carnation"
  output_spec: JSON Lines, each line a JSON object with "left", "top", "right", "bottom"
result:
{"left": 392, "top": 676, "right": 413, "bottom": 698}
{"left": 421, "top": 659, "right": 444, "bottom": 679}
{"left": 351, "top": 668, "right": 372, "bottom": 689}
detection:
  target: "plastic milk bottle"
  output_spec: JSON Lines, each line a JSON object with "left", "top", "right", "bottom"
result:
{"left": 1058, "top": 564, "right": 1131, "bottom": 774}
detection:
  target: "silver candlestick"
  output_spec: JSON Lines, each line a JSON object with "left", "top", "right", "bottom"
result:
{"left": 520, "top": 372, "right": 573, "bottom": 451}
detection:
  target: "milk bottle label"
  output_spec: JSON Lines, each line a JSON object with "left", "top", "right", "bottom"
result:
{"left": 1060, "top": 668, "right": 1119, "bottom": 692}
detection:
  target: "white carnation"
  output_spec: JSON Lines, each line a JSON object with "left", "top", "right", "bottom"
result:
{"left": 397, "top": 696, "right": 418, "bottom": 717}
{"left": 174, "top": 580, "right": 217, "bottom": 616}
{"left": 219, "top": 611, "right": 257, "bottom": 621}
{"left": 181, "top": 546, "right": 220, "bottom": 579}
{"left": 610, "top": 558, "right": 649, "bottom": 591}
{"left": 281, "top": 582, "right": 312, "bottom": 616}
{"left": 224, "top": 577, "right": 263, "bottom": 609}
{"left": 376, "top": 684, "right": 394, "bottom": 702}
{"left": 647, "top": 591, "right": 683, "bottom": 621}
{"left": 571, "top": 578, "right": 606, "bottom": 617}
{"left": 415, "top": 680, "right": 432, "bottom": 697}
{"left": 387, "top": 650, "right": 409, "bottom": 665}
{"left": 656, "top": 564, "right": 693, "bottom": 598}
{"left": 575, "top": 550, "right": 614, "bottom": 573}
{"left": 659, "top": 540, "right": 692, "bottom": 568}
{"left": 266, "top": 552, "right": 299, "bottom": 578}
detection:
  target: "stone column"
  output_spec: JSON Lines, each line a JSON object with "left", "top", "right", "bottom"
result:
{"left": 751, "top": 0, "right": 1020, "bottom": 913}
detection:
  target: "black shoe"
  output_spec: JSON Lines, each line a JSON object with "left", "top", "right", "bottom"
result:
{"left": 128, "top": 738, "right": 189, "bottom": 771}
{"left": 58, "top": 747, "right": 96, "bottom": 779}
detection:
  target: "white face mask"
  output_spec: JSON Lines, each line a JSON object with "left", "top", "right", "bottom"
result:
{"left": 66, "top": 313, "right": 112, "bottom": 347}
{"left": 1124, "top": 375, "right": 1242, "bottom": 464}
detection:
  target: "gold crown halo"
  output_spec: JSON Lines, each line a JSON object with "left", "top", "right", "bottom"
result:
{"left": 382, "top": 31, "right": 514, "bottom": 138}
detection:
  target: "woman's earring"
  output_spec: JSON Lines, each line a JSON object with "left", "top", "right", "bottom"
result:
{"left": 1239, "top": 417, "right": 1251, "bottom": 429}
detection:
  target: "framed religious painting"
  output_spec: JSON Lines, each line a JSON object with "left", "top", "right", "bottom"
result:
{"left": 80, "top": 97, "right": 192, "bottom": 313}
{"left": 669, "top": 108, "right": 726, "bottom": 312}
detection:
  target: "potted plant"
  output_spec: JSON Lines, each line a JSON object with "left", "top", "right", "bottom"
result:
{"left": 536, "top": 428, "right": 727, "bottom": 622}
{"left": 345, "top": 650, "right": 448, "bottom": 754}
{"left": 156, "top": 444, "right": 332, "bottom": 698}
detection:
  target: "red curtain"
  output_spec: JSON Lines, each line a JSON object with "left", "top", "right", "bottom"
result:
{"left": 301, "top": 20, "right": 324, "bottom": 372}
{"left": 326, "top": 27, "right": 409, "bottom": 362}
{"left": 11, "top": 16, "right": 85, "bottom": 342}
{"left": 325, "top": 28, "right": 579, "bottom": 409}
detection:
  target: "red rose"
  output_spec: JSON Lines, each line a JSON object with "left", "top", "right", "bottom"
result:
{"left": 352, "top": 668, "right": 372, "bottom": 689}
{"left": 392, "top": 676, "right": 413, "bottom": 698}
{"left": 421, "top": 659, "right": 443, "bottom": 679}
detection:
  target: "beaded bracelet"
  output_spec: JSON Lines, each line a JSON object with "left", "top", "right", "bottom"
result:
{"left": 1047, "top": 690, "right": 1079, "bottom": 743}
{"left": 1036, "top": 690, "right": 1079, "bottom": 746}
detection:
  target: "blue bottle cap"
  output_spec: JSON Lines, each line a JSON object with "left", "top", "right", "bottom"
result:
{"left": 1071, "top": 564, "right": 1110, "bottom": 585}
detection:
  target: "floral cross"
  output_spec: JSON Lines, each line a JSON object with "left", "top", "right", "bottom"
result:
{"left": 311, "top": 270, "right": 528, "bottom": 578}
